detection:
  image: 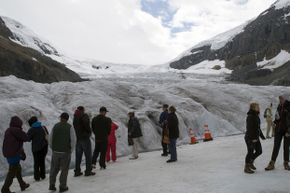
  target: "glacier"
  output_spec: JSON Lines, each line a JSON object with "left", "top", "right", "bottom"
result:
{"left": 0, "top": 74, "right": 289, "bottom": 178}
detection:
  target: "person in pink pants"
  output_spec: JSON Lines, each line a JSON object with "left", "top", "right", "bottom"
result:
{"left": 106, "top": 122, "right": 119, "bottom": 162}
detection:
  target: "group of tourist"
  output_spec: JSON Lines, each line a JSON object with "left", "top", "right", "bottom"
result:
{"left": 244, "top": 95, "right": 290, "bottom": 174}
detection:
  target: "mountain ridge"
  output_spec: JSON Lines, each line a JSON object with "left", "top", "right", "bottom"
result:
{"left": 169, "top": 2, "right": 290, "bottom": 86}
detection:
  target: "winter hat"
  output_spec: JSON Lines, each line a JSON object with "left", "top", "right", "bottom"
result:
{"left": 100, "top": 107, "right": 108, "bottom": 112}
{"left": 10, "top": 116, "right": 23, "bottom": 128}
{"left": 60, "top": 112, "right": 69, "bottom": 121}
{"left": 28, "top": 116, "right": 38, "bottom": 127}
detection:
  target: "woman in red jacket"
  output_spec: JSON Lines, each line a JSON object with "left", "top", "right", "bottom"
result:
{"left": 106, "top": 122, "right": 119, "bottom": 162}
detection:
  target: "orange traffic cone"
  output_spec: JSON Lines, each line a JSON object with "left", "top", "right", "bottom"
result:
{"left": 203, "top": 124, "right": 213, "bottom": 142}
{"left": 189, "top": 128, "right": 198, "bottom": 144}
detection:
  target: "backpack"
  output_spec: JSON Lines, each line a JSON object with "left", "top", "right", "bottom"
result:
{"left": 42, "top": 126, "right": 49, "bottom": 143}
{"left": 264, "top": 109, "right": 268, "bottom": 118}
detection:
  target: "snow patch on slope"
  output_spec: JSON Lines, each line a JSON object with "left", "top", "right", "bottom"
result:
{"left": 273, "top": 0, "right": 290, "bottom": 10}
{"left": 1, "top": 16, "right": 59, "bottom": 55}
{"left": 171, "top": 60, "right": 232, "bottom": 75}
{"left": 257, "top": 50, "right": 290, "bottom": 70}
{"left": 192, "top": 21, "right": 250, "bottom": 51}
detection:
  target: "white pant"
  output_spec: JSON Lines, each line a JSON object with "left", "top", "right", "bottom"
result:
{"left": 266, "top": 118, "right": 274, "bottom": 137}
{"left": 132, "top": 138, "right": 139, "bottom": 158}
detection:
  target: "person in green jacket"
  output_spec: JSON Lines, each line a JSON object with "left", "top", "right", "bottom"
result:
{"left": 49, "top": 113, "right": 76, "bottom": 193}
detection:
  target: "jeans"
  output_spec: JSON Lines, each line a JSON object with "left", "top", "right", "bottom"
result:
{"left": 169, "top": 138, "right": 177, "bottom": 161}
{"left": 270, "top": 132, "right": 290, "bottom": 162}
{"left": 33, "top": 146, "right": 48, "bottom": 180}
{"left": 1, "top": 164, "right": 26, "bottom": 192}
{"left": 92, "top": 140, "right": 108, "bottom": 168}
{"left": 49, "top": 152, "right": 71, "bottom": 189}
{"left": 75, "top": 139, "right": 92, "bottom": 174}
{"left": 245, "top": 138, "right": 262, "bottom": 164}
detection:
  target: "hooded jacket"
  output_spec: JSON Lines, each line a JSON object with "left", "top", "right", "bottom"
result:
{"left": 167, "top": 112, "right": 179, "bottom": 139}
{"left": 3, "top": 116, "right": 29, "bottom": 158}
{"left": 108, "top": 122, "right": 119, "bottom": 144}
{"left": 27, "top": 121, "right": 48, "bottom": 153}
{"left": 245, "top": 109, "right": 265, "bottom": 140}
{"left": 128, "top": 117, "right": 142, "bottom": 138}
{"left": 73, "top": 109, "right": 92, "bottom": 140}
{"left": 92, "top": 115, "right": 112, "bottom": 141}
{"left": 274, "top": 100, "right": 290, "bottom": 134}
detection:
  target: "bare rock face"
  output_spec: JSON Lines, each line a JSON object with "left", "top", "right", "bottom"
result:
{"left": 170, "top": 3, "right": 290, "bottom": 86}
{"left": 0, "top": 17, "right": 82, "bottom": 83}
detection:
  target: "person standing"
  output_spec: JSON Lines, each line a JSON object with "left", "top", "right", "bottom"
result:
{"left": 1, "top": 116, "right": 30, "bottom": 193}
{"left": 244, "top": 103, "right": 266, "bottom": 174}
{"left": 265, "top": 96, "right": 290, "bottom": 171}
{"left": 106, "top": 122, "right": 119, "bottom": 162}
{"left": 159, "top": 104, "right": 169, "bottom": 157}
{"left": 128, "top": 112, "right": 143, "bottom": 160}
{"left": 92, "top": 107, "right": 112, "bottom": 169}
{"left": 264, "top": 103, "right": 274, "bottom": 138}
{"left": 49, "top": 113, "right": 76, "bottom": 193}
{"left": 27, "top": 116, "right": 49, "bottom": 181}
{"left": 73, "top": 106, "right": 95, "bottom": 177}
{"left": 166, "top": 106, "right": 179, "bottom": 163}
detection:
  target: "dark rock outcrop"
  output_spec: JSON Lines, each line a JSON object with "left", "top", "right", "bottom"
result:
{"left": 0, "top": 17, "right": 82, "bottom": 83}
{"left": 170, "top": 3, "right": 290, "bottom": 86}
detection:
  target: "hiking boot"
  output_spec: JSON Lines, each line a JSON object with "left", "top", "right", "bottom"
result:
{"left": 20, "top": 183, "right": 29, "bottom": 191}
{"left": 284, "top": 162, "right": 290, "bottom": 170}
{"left": 244, "top": 164, "right": 254, "bottom": 174}
{"left": 74, "top": 172, "right": 83, "bottom": 177}
{"left": 166, "top": 159, "right": 177, "bottom": 163}
{"left": 1, "top": 187, "right": 15, "bottom": 193}
{"left": 59, "top": 187, "right": 68, "bottom": 193}
{"left": 84, "top": 172, "right": 96, "bottom": 176}
{"left": 129, "top": 156, "right": 138, "bottom": 160}
{"left": 265, "top": 160, "right": 275, "bottom": 171}
{"left": 49, "top": 185, "right": 57, "bottom": 192}
{"left": 249, "top": 163, "right": 256, "bottom": 170}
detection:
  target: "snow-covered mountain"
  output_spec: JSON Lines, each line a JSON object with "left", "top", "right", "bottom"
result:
{"left": 1, "top": 16, "right": 164, "bottom": 79}
{"left": 0, "top": 16, "right": 82, "bottom": 83}
{"left": 2, "top": 16, "right": 59, "bottom": 56}
{"left": 170, "top": 0, "right": 290, "bottom": 86}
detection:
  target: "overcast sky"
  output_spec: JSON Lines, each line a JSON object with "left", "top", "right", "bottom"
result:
{"left": 0, "top": 0, "right": 276, "bottom": 65}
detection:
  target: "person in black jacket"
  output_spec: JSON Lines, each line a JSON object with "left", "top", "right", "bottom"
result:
{"left": 128, "top": 112, "right": 143, "bottom": 160}
{"left": 159, "top": 104, "right": 169, "bottom": 157}
{"left": 265, "top": 96, "right": 290, "bottom": 171}
{"left": 244, "top": 103, "right": 266, "bottom": 174}
{"left": 27, "top": 116, "right": 49, "bottom": 181}
{"left": 92, "top": 107, "right": 112, "bottom": 169}
{"left": 166, "top": 106, "right": 179, "bottom": 163}
{"left": 73, "top": 106, "right": 95, "bottom": 177}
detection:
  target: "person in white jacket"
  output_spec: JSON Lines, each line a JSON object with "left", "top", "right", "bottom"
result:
{"left": 49, "top": 113, "right": 76, "bottom": 193}
{"left": 264, "top": 103, "right": 274, "bottom": 138}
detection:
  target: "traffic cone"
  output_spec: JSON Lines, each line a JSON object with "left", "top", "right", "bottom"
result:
{"left": 203, "top": 124, "right": 213, "bottom": 142}
{"left": 189, "top": 128, "right": 198, "bottom": 144}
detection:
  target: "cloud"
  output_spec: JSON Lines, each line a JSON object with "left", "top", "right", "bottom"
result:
{"left": 0, "top": 0, "right": 276, "bottom": 65}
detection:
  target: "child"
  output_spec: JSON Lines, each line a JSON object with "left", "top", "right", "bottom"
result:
{"left": 106, "top": 122, "right": 119, "bottom": 162}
